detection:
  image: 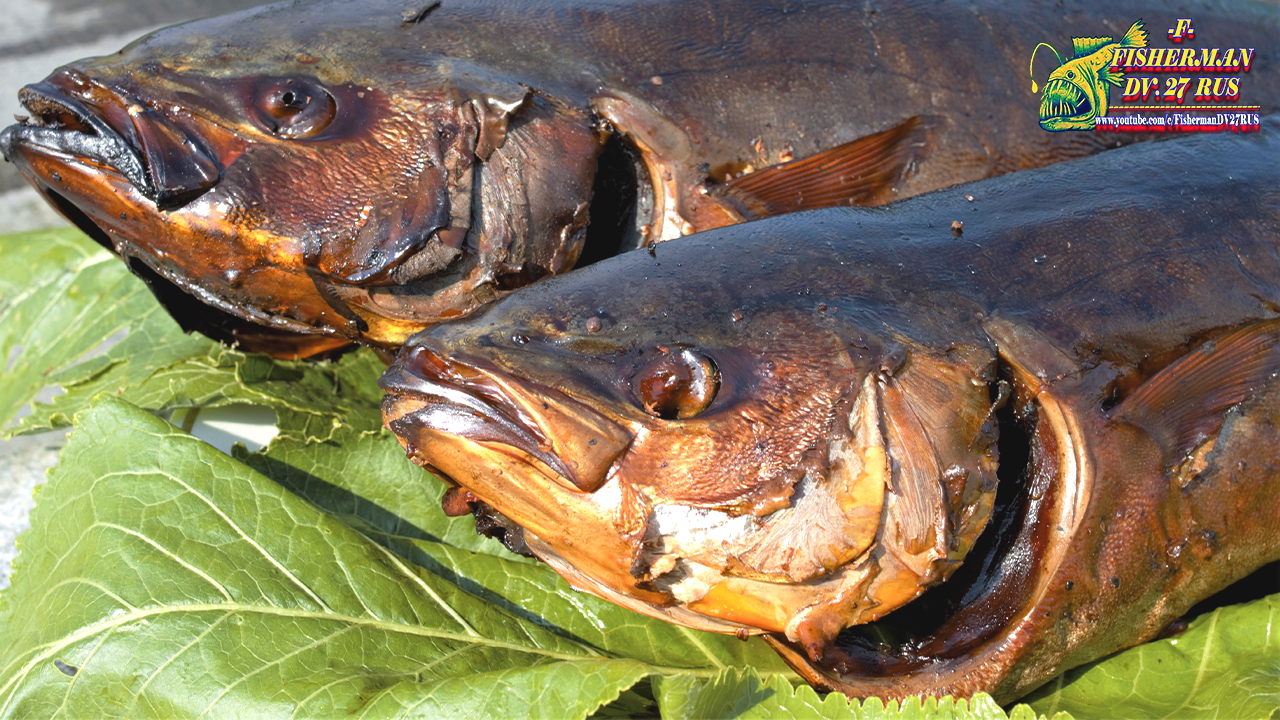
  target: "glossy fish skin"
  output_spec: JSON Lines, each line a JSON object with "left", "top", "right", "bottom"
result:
{"left": 5, "top": 1, "right": 1279, "bottom": 356}
{"left": 382, "top": 119, "right": 1280, "bottom": 701}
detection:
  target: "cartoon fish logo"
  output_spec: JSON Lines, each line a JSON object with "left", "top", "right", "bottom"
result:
{"left": 1030, "top": 20, "right": 1147, "bottom": 131}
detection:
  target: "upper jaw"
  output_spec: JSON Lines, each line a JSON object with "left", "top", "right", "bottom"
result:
{"left": 2, "top": 87, "right": 150, "bottom": 193}
{"left": 380, "top": 339, "right": 634, "bottom": 494}
{"left": 4, "top": 69, "right": 219, "bottom": 209}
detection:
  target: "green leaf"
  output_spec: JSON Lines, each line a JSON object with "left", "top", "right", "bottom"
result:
{"left": 653, "top": 668, "right": 1057, "bottom": 719}
{"left": 358, "top": 659, "right": 654, "bottom": 718}
{"left": 108, "top": 344, "right": 387, "bottom": 441}
{"left": 0, "top": 228, "right": 212, "bottom": 435}
{"left": 369, "top": 534, "right": 798, "bottom": 675}
{"left": 1026, "top": 594, "right": 1280, "bottom": 719}
{"left": 0, "top": 228, "right": 387, "bottom": 440}
{"left": 0, "top": 397, "right": 659, "bottom": 718}
{"left": 237, "top": 422, "right": 515, "bottom": 557}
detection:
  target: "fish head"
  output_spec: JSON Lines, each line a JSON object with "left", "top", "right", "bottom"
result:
{"left": 0, "top": 2, "right": 563, "bottom": 352}
{"left": 381, "top": 236, "right": 1000, "bottom": 656}
{"left": 1038, "top": 53, "right": 1110, "bottom": 131}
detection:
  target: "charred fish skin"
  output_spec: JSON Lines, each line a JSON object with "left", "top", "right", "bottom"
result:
{"left": 382, "top": 118, "right": 1280, "bottom": 702}
{"left": 4, "top": 1, "right": 1279, "bottom": 356}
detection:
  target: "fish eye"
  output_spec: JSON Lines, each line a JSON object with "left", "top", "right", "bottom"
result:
{"left": 1066, "top": 71, "right": 1075, "bottom": 79}
{"left": 253, "top": 78, "right": 336, "bottom": 139}
{"left": 630, "top": 347, "right": 720, "bottom": 420}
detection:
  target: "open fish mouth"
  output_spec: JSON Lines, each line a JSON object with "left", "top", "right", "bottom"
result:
{"left": 1, "top": 88, "right": 150, "bottom": 194}
{"left": 1, "top": 70, "right": 219, "bottom": 209}
{"left": 380, "top": 340, "right": 634, "bottom": 494}
{"left": 0, "top": 75, "right": 356, "bottom": 357}
{"left": 1039, "top": 79, "right": 1093, "bottom": 123}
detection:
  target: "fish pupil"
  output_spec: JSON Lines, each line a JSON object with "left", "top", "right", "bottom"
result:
{"left": 253, "top": 79, "right": 337, "bottom": 138}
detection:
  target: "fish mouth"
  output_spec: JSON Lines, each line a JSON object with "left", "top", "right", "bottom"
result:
{"left": 1039, "top": 79, "right": 1095, "bottom": 130}
{"left": 2, "top": 69, "right": 220, "bottom": 209}
{"left": 380, "top": 339, "right": 634, "bottom": 494}
{"left": 383, "top": 339, "right": 717, "bottom": 620}
{"left": 1, "top": 87, "right": 350, "bottom": 357}
{"left": 1, "top": 88, "right": 150, "bottom": 194}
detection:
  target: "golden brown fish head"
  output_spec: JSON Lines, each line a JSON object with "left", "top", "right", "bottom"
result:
{"left": 0, "top": 2, "right": 593, "bottom": 353}
{"left": 381, "top": 242, "right": 1000, "bottom": 656}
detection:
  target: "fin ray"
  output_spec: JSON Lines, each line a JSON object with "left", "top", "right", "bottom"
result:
{"left": 1072, "top": 36, "right": 1113, "bottom": 58}
{"left": 1121, "top": 19, "right": 1148, "bottom": 48}
{"left": 711, "top": 116, "right": 937, "bottom": 218}
{"left": 1112, "top": 319, "right": 1280, "bottom": 466}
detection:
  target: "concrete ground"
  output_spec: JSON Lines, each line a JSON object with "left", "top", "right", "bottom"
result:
{"left": 0, "top": 0, "right": 270, "bottom": 588}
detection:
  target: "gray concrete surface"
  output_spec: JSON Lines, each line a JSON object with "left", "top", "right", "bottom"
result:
{"left": 0, "top": 0, "right": 274, "bottom": 589}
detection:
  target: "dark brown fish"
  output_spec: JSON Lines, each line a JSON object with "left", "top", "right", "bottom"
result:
{"left": 5, "top": 0, "right": 1278, "bottom": 357}
{"left": 380, "top": 118, "right": 1280, "bottom": 701}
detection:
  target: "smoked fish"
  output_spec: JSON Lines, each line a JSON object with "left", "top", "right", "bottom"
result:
{"left": 5, "top": 0, "right": 1277, "bottom": 356}
{"left": 381, "top": 117, "right": 1280, "bottom": 701}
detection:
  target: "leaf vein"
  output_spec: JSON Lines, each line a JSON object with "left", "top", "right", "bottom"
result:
{"left": 196, "top": 624, "right": 358, "bottom": 719}
{"left": 126, "top": 611, "right": 236, "bottom": 719}
{"left": 149, "top": 468, "right": 332, "bottom": 612}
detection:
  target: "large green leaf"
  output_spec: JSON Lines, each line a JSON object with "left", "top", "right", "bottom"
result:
{"left": 0, "top": 397, "right": 670, "bottom": 718}
{"left": 1026, "top": 595, "right": 1280, "bottom": 719}
{"left": 0, "top": 228, "right": 213, "bottom": 435}
{"left": 239, "top": 420, "right": 519, "bottom": 557}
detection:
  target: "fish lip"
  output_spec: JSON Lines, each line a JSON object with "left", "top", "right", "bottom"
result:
{"left": 6, "top": 72, "right": 221, "bottom": 210}
{"left": 380, "top": 343, "right": 585, "bottom": 487}
{"left": 383, "top": 338, "right": 636, "bottom": 493}
{"left": 2, "top": 87, "right": 152, "bottom": 194}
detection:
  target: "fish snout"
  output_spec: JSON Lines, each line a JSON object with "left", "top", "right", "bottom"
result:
{"left": 15, "top": 68, "right": 219, "bottom": 209}
{"left": 381, "top": 340, "right": 633, "bottom": 494}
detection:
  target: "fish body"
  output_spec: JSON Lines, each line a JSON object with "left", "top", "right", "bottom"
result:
{"left": 1037, "top": 20, "right": 1148, "bottom": 131}
{"left": 381, "top": 118, "right": 1280, "bottom": 701}
{"left": 5, "top": 0, "right": 1278, "bottom": 356}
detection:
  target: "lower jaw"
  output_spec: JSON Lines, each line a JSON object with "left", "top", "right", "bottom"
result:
{"left": 21, "top": 163, "right": 353, "bottom": 357}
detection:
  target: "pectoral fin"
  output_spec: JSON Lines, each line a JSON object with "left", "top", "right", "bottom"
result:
{"left": 1112, "top": 319, "right": 1280, "bottom": 469}
{"left": 711, "top": 116, "right": 937, "bottom": 219}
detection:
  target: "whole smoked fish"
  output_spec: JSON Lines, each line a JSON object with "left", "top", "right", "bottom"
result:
{"left": 5, "top": 0, "right": 1277, "bottom": 356}
{"left": 381, "top": 119, "right": 1280, "bottom": 701}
